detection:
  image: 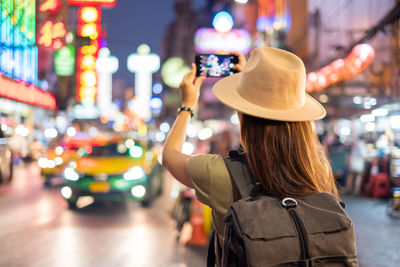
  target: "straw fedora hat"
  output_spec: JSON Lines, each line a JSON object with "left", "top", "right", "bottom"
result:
{"left": 213, "top": 47, "right": 326, "bottom": 121}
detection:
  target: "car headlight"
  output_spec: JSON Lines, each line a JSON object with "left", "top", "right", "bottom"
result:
{"left": 131, "top": 185, "right": 146, "bottom": 198}
{"left": 38, "top": 157, "right": 56, "bottom": 169}
{"left": 64, "top": 167, "right": 79, "bottom": 181}
{"left": 54, "top": 157, "right": 63, "bottom": 166}
{"left": 123, "top": 166, "right": 145, "bottom": 181}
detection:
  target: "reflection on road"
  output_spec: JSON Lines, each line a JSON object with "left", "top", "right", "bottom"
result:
{"left": 0, "top": 163, "right": 207, "bottom": 267}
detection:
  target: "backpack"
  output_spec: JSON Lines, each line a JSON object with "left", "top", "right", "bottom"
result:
{"left": 207, "top": 150, "right": 358, "bottom": 267}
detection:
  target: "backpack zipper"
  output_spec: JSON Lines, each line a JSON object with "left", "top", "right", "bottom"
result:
{"left": 287, "top": 208, "right": 310, "bottom": 260}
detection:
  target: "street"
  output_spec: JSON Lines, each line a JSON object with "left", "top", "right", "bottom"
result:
{"left": 1, "top": 163, "right": 399, "bottom": 267}
{"left": 0, "top": 163, "right": 207, "bottom": 267}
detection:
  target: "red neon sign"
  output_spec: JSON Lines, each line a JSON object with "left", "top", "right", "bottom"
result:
{"left": 0, "top": 73, "right": 56, "bottom": 110}
{"left": 78, "top": 7, "right": 101, "bottom": 24}
{"left": 38, "top": 21, "right": 67, "bottom": 49}
{"left": 77, "top": 23, "right": 101, "bottom": 39}
{"left": 68, "top": 0, "right": 116, "bottom": 7}
{"left": 39, "top": 0, "right": 62, "bottom": 13}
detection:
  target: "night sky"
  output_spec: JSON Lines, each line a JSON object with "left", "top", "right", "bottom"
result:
{"left": 102, "top": 0, "right": 205, "bottom": 85}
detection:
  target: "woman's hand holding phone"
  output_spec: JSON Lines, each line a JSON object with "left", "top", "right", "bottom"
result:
{"left": 194, "top": 51, "right": 246, "bottom": 77}
{"left": 179, "top": 51, "right": 245, "bottom": 108}
{"left": 229, "top": 51, "right": 246, "bottom": 72}
{"left": 179, "top": 64, "right": 205, "bottom": 109}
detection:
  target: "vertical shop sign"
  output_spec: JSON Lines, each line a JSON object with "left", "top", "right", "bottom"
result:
{"left": 67, "top": 0, "right": 116, "bottom": 8}
{"left": 0, "top": 0, "right": 38, "bottom": 84}
{"left": 54, "top": 45, "right": 75, "bottom": 76}
{"left": 76, "top": 7, "right": 101, "bottom": 103}
{"left": 0, "top": 0, "right": 56, "bottom": 109}
{"left": 37, "top": 0, "right": 68, "bottom": 49}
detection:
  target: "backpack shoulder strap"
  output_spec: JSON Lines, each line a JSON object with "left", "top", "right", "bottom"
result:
{"left": 223, "top": 150, "right": 257, "bottom": 199}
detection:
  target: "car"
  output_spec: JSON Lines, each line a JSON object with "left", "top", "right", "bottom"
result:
{"left": 39, "top": 133, "right": 107, "bottom": 186}
{"left": 60, "top": 139, "right": 163, "bottom": 209}
{"left": 0, "top": 128, "right": 13, "bottom": 184}
{"left": 39, "top": 146, "right": 79, "bottom": 186}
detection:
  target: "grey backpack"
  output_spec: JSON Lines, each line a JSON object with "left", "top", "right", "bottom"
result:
{"left": 207, "top": 151, "right": 358, "bottom": 267}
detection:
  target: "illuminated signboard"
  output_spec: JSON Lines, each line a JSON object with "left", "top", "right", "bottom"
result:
{"left": 78, "top": 6, "right": 101, "bottom": 23}
{"left": 257, "top": 0, "right": 290, "bottom": 32}
{"left": 194, "top": 28, "right": 251, "bottom": 54}
{"left": 37, "top": 0, "right": 68, "bottom": 50}
{"left": 76, "top": 7, "right": 101, "bottom": 103}
{"left": 39, "top": 0, "right": 62, "bottom": 13}
{"left": 0, "top": 73, "right": 56, "bottom": 110}
{"left": 0, "top": 0, "right": 38, "bottom": 85}
{"left": 38, "top": 21, "right": 67, "bottom": 49}
{"left": 96, "top": 47, "right": 119, "bottom": 117}
{"left": 0, "top": 0, "right": 56, "bottom": 109}
{"left": 54, "top": 45, "right": 76, "bottom": 76}
{"left": 127, "top": 44, "right": 160, "bottom": 121}
{"left": 68, "top": 0, "right": 116, "bottom": 7}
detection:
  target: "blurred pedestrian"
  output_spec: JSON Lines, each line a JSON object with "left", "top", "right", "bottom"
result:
{"left": 162, "top": 48, "right": 351, "bottom": 266}
{"left": 346, "top": 137, "right": 367, "bottom": 194}
{"left": 327, "top": 134, "right": 350, "bottom": 187}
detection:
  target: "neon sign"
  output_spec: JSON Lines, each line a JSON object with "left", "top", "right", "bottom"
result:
{"left": 76, "top": 7, "right": 101, "bottom": 103}
{"left": 78, "top": 6, "right": 101, "bottom": 23}
{"left": 96, "top": 48, "right": 119, "bottom": 116}
{"left": 0, "top": 0, "right": 38, "bottom": 85}
{"left": 257, "top": 0, "right": 290, "bottom": 32}
{"left": 213, "top": 11, "right": 234, "bottom": 33}
{"left": 38, "top": 21, "right": 67, "bottom": 49}
{"left": 68, "top": 0, "right": 117, "bottom": 7}
{"left": 194, "top": 28, "right": 251, "bottom": 54}
{"left": 37, "top": 0, "right": 67, "bottom": 50}
{"left": 127, "top": 44, "right": 160, "bottom": 121}
{"left": 0, "top": 73, "right": 56, "bottom": 110}
{"left": 54, "top": 45, "right": 75, "bottom": 76}
{"left": 39, "top": 0, "right": 62, "bottom": 13}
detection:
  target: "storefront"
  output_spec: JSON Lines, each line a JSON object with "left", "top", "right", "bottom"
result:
{"left": 0, "top": 0, "right": 56, "bottom": 158}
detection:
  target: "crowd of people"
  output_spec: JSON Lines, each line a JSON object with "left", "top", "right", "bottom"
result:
{"left": 321, "top": 129, "right": 400, "bottom": 197}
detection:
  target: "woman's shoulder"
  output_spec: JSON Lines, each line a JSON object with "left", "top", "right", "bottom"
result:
{"left": 187, "top": 153, "right": 236, "bottom": 218}
{"left": 189, "top": 153, "right": 224, "bottom": 163}
{"left": 187, "top": 153, "right": 226, "bottom": 175}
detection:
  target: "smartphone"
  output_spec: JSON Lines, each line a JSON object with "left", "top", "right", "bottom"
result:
{"left": 195, "top": 54, "right": 239, "bottom": 77}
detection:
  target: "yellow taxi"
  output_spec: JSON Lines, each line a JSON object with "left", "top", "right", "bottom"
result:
{"left": 38, "top": 134, "right": 107, "bottom": 186}
{"left": 38, "top": 146, "right": 79, "bottom": 186}
{"left": 60, "top": 139, "right": 163, "bottom": 209}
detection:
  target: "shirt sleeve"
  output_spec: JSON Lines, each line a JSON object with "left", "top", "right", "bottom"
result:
{"left": 186, "top": 154, "right": 235, "bottom": 215}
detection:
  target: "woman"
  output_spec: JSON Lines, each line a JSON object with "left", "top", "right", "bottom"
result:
{"left": 162, "top": 47, "right": 339, "bottom": 261}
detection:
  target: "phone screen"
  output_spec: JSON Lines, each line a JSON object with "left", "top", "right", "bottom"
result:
{"left": 195, "top": 54, "right": 238, "bottom": 77}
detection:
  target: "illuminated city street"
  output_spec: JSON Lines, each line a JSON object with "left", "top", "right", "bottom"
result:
{"left": 1, "top": 0, "right": 400, "bottom": 266}
{"left": 1, "top": 164, "right": 399, "bottom": 267}
{"left": 0, "top": 163, "right": 208, "bottom": 267}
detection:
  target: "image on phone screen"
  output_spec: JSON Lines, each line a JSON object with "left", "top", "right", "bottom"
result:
{"left": 195, "top": 54, "right": 238, "bottom": 77}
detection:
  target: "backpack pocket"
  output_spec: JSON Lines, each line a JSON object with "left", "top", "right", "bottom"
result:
{"left": 227, "top": 199, "right": 301, "bottom": 266}
{"left": 296, "top": 195, "right": 358, "bottom": 262}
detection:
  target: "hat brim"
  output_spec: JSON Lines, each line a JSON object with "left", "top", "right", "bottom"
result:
{"left": 212, "top": 73, "right": 326, "bottom": 121}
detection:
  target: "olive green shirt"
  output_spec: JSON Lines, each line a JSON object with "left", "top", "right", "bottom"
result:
{"left": 186, "top": 154, "right": 240, "bottom": 239}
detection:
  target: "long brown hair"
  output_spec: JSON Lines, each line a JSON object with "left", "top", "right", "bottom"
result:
{"left": 240, "top": 114, "right": 338, "bottom": 198}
